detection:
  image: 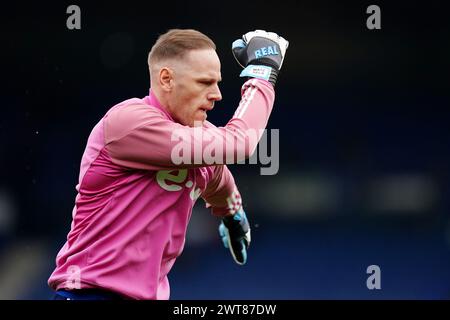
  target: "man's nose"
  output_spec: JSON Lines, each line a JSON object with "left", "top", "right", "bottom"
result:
{"left": 208, "top": 85, "right": 222, "bottom": 101}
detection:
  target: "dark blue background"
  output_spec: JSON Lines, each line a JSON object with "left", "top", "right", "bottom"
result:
{"left": 1, "top": 0, "right": 449, "bottom": 299}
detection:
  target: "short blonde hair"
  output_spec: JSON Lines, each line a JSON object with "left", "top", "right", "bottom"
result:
{"left": 148, "top": 29, "right": 216, "bottom": 68}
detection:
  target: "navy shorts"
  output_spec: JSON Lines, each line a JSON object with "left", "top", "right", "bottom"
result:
{"left": 52, "top": 288, "right": 125, "bottom": 300}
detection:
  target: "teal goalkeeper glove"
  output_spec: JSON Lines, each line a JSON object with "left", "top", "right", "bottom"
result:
{"left": 219, "top": 208, "right": 251, "bottom": 265}
{"left": 232, "top": 29, "right": 289, "bottom": 86}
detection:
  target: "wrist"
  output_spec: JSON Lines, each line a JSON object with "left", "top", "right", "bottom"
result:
{"left": 222, "top": 208, "right": 249, "bottom": 233}
{"left": 240, "top": 65, "right": 278, "bottom": 87}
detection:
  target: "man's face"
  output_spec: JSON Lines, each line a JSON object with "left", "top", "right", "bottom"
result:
{"left": 167, "top": 49, "right": 222, "bottom": 127}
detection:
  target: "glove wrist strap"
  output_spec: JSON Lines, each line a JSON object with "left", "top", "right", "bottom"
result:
{"left": 240, "top": 65, "right": 279, "bottom": 86}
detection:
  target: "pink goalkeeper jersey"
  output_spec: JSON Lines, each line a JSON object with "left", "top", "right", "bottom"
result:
{"left": 48, "top": 79, "right": 275, "bottom": 299}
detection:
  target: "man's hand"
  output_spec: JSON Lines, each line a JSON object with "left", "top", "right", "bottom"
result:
{"left": 219, "top": 207, "right": 251, "bottom": 265}
{"left": 232, "top": 29, "right": 289, "bottom": 86}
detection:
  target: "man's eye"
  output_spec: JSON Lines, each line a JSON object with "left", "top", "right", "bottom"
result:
{"left": 200, "top": 81, "right": 213, "bottom": 85}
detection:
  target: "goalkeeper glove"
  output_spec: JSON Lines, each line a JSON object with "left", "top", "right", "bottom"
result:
{"left": 219, "top": 207, "right": 251, "bottom": 265}
{"left": 232, "top": 29, "right": 289, "bottom": 86}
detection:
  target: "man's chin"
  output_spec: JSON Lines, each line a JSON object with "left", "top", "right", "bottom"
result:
{"left": 192, "top": 119, "right": 205, "bottom": 127}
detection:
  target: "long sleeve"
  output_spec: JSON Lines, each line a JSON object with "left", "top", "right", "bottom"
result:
{"left": 104, "top": 79, "right": 275, "bottom": 171}
{"left": 201, "top": 165, "right": 242, "bottom": 217}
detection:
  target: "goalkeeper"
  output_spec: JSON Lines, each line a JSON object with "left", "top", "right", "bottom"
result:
{"left": 48, "top": 29, "right": 289, "bottom": 300}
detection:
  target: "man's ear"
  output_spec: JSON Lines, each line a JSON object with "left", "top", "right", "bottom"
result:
{"left": 159, "top": 67, "right": 173, "bottom": 92}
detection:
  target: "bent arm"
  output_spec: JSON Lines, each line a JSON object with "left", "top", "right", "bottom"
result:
{"left": 105, "top": 79, "right": 275, "bottom": 170}
{"left": 202, "top": 165, "right": 242, "bottom": 217}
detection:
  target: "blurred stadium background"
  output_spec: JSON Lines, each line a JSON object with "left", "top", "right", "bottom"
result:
{"left": 1, "top": 1, "right": 450, "bottom": 299}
